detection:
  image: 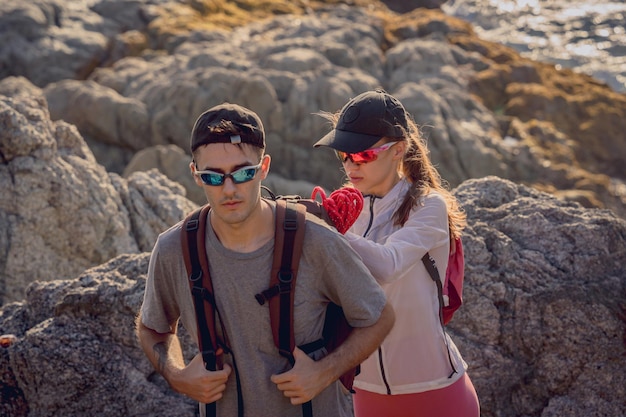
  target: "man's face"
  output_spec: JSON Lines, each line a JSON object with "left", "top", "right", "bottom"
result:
{"left": 191, "top": 143, "right": 269, "bottom": 227}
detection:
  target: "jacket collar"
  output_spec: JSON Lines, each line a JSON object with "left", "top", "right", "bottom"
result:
{"left": 354, "top": 178, "right": 410, "bottom": 235}
{"left": 363, "top": 178, "right": 410, "bottom": 214}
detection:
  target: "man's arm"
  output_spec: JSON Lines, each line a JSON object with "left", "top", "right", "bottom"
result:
{"left": 271, "top": 301, "right": 395, "bottom": 404}
{"left": 135, "top": 313, "right": 231, "bottom": 404}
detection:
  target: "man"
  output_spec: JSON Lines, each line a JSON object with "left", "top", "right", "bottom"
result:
{"left": 136, "top": 102, "right": 394, "bottom": 416}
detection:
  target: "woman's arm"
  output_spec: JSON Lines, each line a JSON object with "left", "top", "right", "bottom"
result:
{"left": 345, "top": 194, "right": 449, "bottom": 284}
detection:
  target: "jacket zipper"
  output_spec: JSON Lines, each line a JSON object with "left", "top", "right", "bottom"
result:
{"left": 377, "top": 346, "right": 392, "bottom": 395}
{"left": 363, "top": 196, "right": 392, "bottom": 395}
{"left": 363, "top": 196, "right": 376, "bottom": 237}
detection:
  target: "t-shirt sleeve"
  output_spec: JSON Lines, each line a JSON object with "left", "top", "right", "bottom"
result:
{"left": 140, "top": 226, "right": 183, "bottom": 334}
{"left": 307, "top": 222, "right": 387, "bottom": 328}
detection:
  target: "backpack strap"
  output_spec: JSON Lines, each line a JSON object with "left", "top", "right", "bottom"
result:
{"left": 274, "top": 200, "right": 305, "bottom": 360}
{"left": 421, "top": 252, "right": 446, "bottom": 327}
{"left": 421, "top": 251, "right": 458, "bottom": 377}
{"left": 255, "top": 199, "right": 307, "bottom": 356}
{"left": 182, "top": 205, "right": 218, "bottom": 417}
{"left": 256, "top": 199, "right": 313, "bottom": 417}
{"left": 182, "top": 205, "right": 218, "bottom": 366}
{"left": 182, "top": 206, "right": 244, "bottom": 417}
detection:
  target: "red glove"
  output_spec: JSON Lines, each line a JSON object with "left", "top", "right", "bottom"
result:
{"left": 311, "top": 186, "right": 363, "bottom": 234}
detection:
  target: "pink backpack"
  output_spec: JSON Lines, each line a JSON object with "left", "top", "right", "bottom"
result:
{"left": 422, "top": 237, "right": 465, "bottom": 325}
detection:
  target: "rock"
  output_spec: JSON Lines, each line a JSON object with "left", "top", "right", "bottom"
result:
{"left": 381, "top": 0, "right": 447, "bottom": 13}
{"left": 0, "top": 82, "right": 196, "bottom": 304}
{"left": 3, "top": 1, "right": 619, "bottom": 219}
{"left": 0, "top": 76, "right": 46, "bottom": 102}
{"left": 450, "top": 176, "right": 626, "bottom": 417}
{"left": 0, "top": 253, "right": 197, "bottom": 417}
{"left": 45, "top": 79, "right": 151, "bottom": 151}
{"left": 387, "top": 9, "right": 626, "bottom": 217}
{"left": 0, "top": 0, "right": 119, "bottom": 87}
{"left": 123, "top": 144, "right": 206, "bottom": 205}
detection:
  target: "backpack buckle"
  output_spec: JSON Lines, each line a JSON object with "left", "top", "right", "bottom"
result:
{"left": 278, "top": 281, "right": 292, "bottom": 294}
{"left": 278, "top": 271, "right": 293, "bottom": 284}
{"left": 189, "top": 270, "right": 202, "bottom": 283}
{"left": 186, "top": 218, "right": 199, "bottom": 231}
{"left": 283, "top": 217, "right": 297, "bottom": 231}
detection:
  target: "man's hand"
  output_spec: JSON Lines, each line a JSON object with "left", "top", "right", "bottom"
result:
{"left": 270, "top": 302, "right": 394, "bottom": 405}
{"left": 270, "top": 347, "right": 331, "bottom": 405}
{"left": 169, "top": 353, "right": 232, "bottom": 404}
{"left": 136, "top": 319, "right": 233, "bottom": 405}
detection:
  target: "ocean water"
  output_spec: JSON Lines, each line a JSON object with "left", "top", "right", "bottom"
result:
{"left": 442, "top": 0, "right": 626, "bottom": 92}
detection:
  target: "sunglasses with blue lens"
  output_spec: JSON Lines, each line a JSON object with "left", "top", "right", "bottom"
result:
{"left": 195, "top": 162, "right": 262, "bottom": 186}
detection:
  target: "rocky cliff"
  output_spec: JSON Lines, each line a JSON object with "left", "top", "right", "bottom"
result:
{"left": 1, "top": 1, "right": 625, "bottom": 416}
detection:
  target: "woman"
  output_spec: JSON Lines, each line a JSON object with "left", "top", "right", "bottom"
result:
{"left": 314, "top": 89, "right": 480, "bottom": 417}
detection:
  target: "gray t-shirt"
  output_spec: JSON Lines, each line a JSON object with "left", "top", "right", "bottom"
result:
{"left": 141, "top": 202, "right": 387, "bottom": 417}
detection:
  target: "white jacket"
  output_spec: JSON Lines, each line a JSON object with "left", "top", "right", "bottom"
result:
{"left": 344, "top": 179, "right": 467, "bottom": 395}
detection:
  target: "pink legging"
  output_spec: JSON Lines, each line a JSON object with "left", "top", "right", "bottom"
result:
{"left": 354, "top": 373, "right": 480, "bottom": 417}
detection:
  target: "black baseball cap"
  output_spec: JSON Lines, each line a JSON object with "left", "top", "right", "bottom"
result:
{"left": 190, "top": 103, "right": 265, "bottom": 152}
{"left": 314, "top": 89, "right": 408, "bottom": 153}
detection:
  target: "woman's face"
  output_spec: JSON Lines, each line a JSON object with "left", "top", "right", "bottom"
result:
{"left": 340, "top": 139, "right": 405, "bottom": 197}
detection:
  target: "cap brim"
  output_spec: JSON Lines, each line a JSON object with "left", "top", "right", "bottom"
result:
{"left": 314, "top": 128, "right": 382, "bottom": 153}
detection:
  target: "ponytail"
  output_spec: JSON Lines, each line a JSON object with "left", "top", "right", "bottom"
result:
{"left": 394, "top": 119, "right": 466, "bottom": 243}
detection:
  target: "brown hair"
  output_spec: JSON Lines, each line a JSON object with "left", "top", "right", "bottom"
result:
{"left": 394, "top": 118, "right": 466, "bottom": 241}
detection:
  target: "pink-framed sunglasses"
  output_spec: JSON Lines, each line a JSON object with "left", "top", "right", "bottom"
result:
{"left": 336, "top": 141, "right": 398, "bottom": 164}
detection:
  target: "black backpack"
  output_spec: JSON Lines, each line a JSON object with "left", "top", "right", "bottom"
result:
{"left": 181, "top": 187, "right": 363, "bottom": 417}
